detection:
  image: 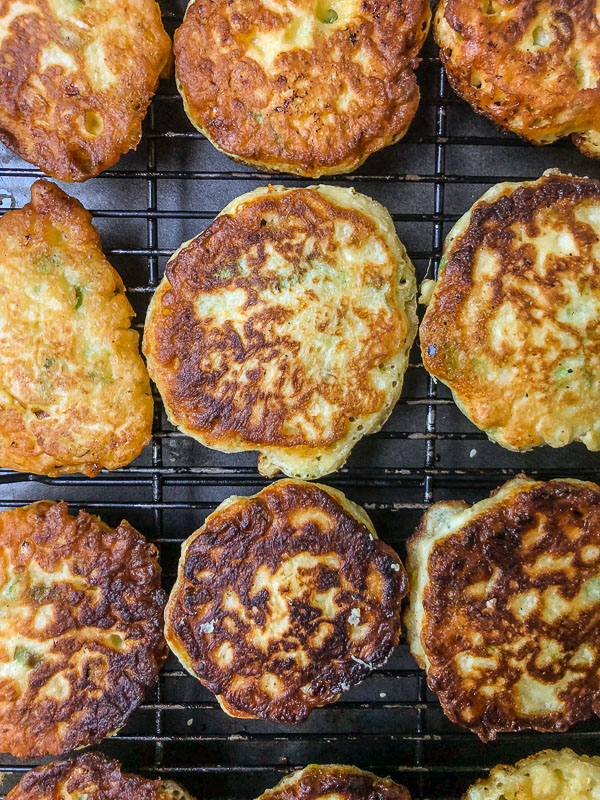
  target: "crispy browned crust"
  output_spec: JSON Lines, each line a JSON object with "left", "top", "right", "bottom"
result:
{"left": 0, "top": 0, "right": 171, "bottom": 180}
{"left": 258, "top": 765, "right": 411, "bottom": 800}
{"left": 434, "top": 0, "right": 600, "bottom": 156}
{"left": 413, "top": 479, "right": 600, "bottom": 741}
{"left": 174, "top": 0, "right": 430, "bottom": 176}
{"left": 0, "top": 501, "right": 167, "bottom": 758}
{"left": 6, "top": 752, "right": 162, "bottom": 800}
{"left": 420, "top": 171, "right": 600, "bottom": 450}
{"left": 144, "top": 187, "right": 408, "bottom": 460}
{"left": 0, "top": 179, "right": 153, "bottom": 476}
{"left": 165, "top": 480, "right": 407, "bottom": 724}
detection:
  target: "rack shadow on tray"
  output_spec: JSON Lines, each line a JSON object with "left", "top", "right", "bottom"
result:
{"left": 0, "top": 1, "right": 599, "bottom": 798}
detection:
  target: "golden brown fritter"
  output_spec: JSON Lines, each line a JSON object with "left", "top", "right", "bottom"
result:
{"left": 257, "top": 765, "right": 411, "bottom": 800}
{"left": 434, "top": 0, "right": 600, "bottom": 157}
{"left": 0, "top": 180, "right": 153, "bottom": 477}
{"left": 174, "top": 0, "right": 430, "bottom": 176}
{"left": 165, "top": 479, "right": 407, "bottom": 724}
{"left": 0, "top": 0, "right": 171, "bottom": 180}
{"left": 464, "top": 749, "right": 600, "bottom": 800}
{"left": 420, "top": 170, "right": 600, "bottom": 452}
{"left": 405, "top": 475, "right": 600, "bottom": 741}
{"left": 143, "top": 185, "right": 417, "bottom": 480}
{"left": 6, "top": 752, "right": 195, "bottom": 800}
{"left": 0, "top": 501, "right": 167, "bottom": 758}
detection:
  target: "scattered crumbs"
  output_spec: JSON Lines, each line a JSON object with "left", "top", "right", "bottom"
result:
{"left": 380, "top": 692, "right": 387, "bottom": 698}
{"left": 426, "top": 344, "right": 437, "bottom": 356}
{"left": 187, "top": 718, "right": 193, "bottom": 726}
{"left": 390, "top": 562, "right": 400, "bottom": 572}
{"left": 199, "top": 619, "right": 215, "bottom": 634}
{"left": 469, "top": 448, "right": 477, "bottom": 458}
{"left": 351, "top": 654, "right": 373, "bottom": 670}
{"left": 348, "top": 608, "right": 361, "bottom": 626}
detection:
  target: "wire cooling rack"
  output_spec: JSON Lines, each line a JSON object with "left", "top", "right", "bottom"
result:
{"left": 1, "top": 1, "right": 600, "bottom": 797}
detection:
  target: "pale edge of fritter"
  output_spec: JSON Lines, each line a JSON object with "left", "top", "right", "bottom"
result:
{"left": 159, "top": 780, "right": 197, "bottom": 800}
{"left": 258, "top": 764, "right": 409, "bottom": 800}
{"left": 164, "top": 478, "right": 379, "bottom": 716}
{"left": 145, "top": 184, "right": 418, "bottom": 480}
{"left": 404, "top": 475, "right": 596, "bottom": 669}
{"left": 464, "top": 749, "right": 600, "bottom": 800}
{"left": 175, "top": 2, "right": 430, "bottom": 178}
{"left": 419, "top": 167, "right": 592, "bottom": 451}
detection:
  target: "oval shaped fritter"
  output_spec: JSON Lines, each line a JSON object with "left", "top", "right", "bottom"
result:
{"left": 144, "top": 184, "right": 417, "bottom": 480}
{"left": 0, "top": 0, "right": 171, "bottom": 180}
{"left": 434, "top": 0, "right": 600, "bottom": 157}
{"left": 257, "top": 765, "right": 411, "bottom": 800}
{"left": 0, "top": 501, "right": 167, "bottom": 758}
{"left": 420, "top": 170, "right": 600, "bottom": 452}
{"left": 405, "top": 475, "right": 600, "bottom": 741}
{"left": 165, "top": 479, "right": 407, "bottom": 724}
{"left": 6, "top": 752, "right": 195, "bottom": 800}
{"left": 464, "top": 749, "right": 600, "bottom": 800}
{"left": 0, "top": 179, "right": 153, "bottom": 476}
{"left": 174, "top": 0, "right": 430, "bottom": 176}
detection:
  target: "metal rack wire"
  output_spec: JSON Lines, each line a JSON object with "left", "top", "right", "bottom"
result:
{"left": 1, "top": 2, "right": 600, "bottom": 797}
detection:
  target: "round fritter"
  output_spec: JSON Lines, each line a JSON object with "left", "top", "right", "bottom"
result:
{"left": 420, "top": 170, "right": 600, "bottom": 452}
{"left": 434, "top": 0, "right": 600, "bottom": 157}
{"left": 174, "top": 0, "right": 430, "bottom": 176}
{"left": 6, "top": 752, "right": 195, "bottom": 800}
{"left": 257, "top": 765, "right": 411, "bottom": 800}
{"left": 405, "top": 475, "right": 600, "bottom": 741}
{"left": 0, "top": 500, "right": 167, "bottom": 758}
{"left": 165, "top": 479, "right": 407, "bottom": 724}
{"left": 464, "top": 749, "right": 600, "bottom": 800}
{"left": 0, "top": 179, "right": 153, "bottom": 477}
{"left": 143, "top": 185, "right": 417, "bottom": 480}
{"left": 0, "top": 0, "right": 170, "bottom": 181}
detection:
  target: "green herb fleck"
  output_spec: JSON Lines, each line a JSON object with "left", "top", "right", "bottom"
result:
{"left": 74, "top": 286, "right": 84, "bottom": 310}
{"left": 3, "top": 578, "right": 18, "bottom": 602}
{"left": 319, "top": 8, "right": 338, "bottom": 22}
{"left": 216, "top": 267, "right": 232, "bottom": 281}
{"left": 43, "top": 357, "right": 55, "bottom": 369}
{"left": 13, "top": 645, "right": 42, "bottom": 668}
{"left": 35, "top": 254, "right": 60, "bottom": 273}
{"left": 30, "top": 583, "right": 50, "bottom": 602}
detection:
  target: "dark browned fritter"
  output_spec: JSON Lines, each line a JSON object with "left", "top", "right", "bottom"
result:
{"left": 0, "top": 501, "right": 167, "bottom": 758}
{"left": 174, "top": 0, "right": 431, "bottom": 175}
{"left": 0, "top": 0, "right": 171, "bottom": 180}
{"left": 434, "top": 0, "right": 600, "bottom": 157}
{"left": 6, "top": 751, "right": 194, "bottom": 800}
{"left": 407, "top": 476, "right": 600, "bottom": 741}
{"left": 257, "top": 764, "right": 411, "bottom": 800}
{"left": 420, "top": 171, "right": 600, "bottom": 451}
{"left": 165, "top": 479, "right": 407, "bottom": 723}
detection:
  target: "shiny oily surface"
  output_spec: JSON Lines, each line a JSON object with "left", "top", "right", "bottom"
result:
{"left": 6, "top": 752, "right": 195, "bottom": 800}
{"left": 257, "top": 764, "right": 411, "bottom": 800}
{"left": 464, "top": 749, "right": 600, "bottom": 800}
{"left": 0, "top": 0, "right": 170, "bottom": 180}
{"left": 434, "top": 0, "right": 600, "bottom": 157}
{"left": 421, "top": 170, "right": 600, "bottom": 452}
{"left": 174, "top": 0, "right": 430, "bottom": 175}
{"left": 165, "top": 480, "right": 407, "bottom": 724}
{"left": 144, "top": 184, "right": 417, "bottom": 480}
{"left": 0, "top": 501, "right": 167, "bottom": 758}
{"left": 406, "top": 476, "right": 600, "bottom": 741}
{"left": 0, "top": 180, "right": 153, "bottom": 476}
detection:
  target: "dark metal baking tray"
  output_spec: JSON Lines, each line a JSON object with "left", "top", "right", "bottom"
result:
{"left": 0, "top": 1, "right": 599, "bottom": 797}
